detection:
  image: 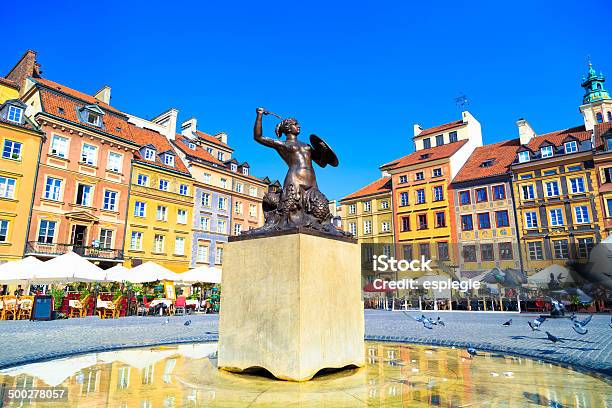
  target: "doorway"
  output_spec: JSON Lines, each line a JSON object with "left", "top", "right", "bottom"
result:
{"left": 71, "top": 224, "right": 87, "bottom": 247}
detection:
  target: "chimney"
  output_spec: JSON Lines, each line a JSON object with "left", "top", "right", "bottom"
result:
{"left": 216, "top": 132, "right": 228, "bottom": 145}
{"left": 5, "top": 50, "right": 41, "bottom": 95}
{"left": 413, "top": 123, "right": 423, "bottom": 137}
{"left": 181, "top": 117, "right": 197, "bottom": 137}
{"left": 517, "top": 118, "right": 536, "bottom": 145}
{"left": 94, "top": 86, "right": 111, "bottom": 104}
{"left": 152, "top": 108, "right": 178, "bottom": 140}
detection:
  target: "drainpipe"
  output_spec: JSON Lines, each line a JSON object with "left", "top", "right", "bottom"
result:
{"left": 509, "top": 172, "right": 525, "bottom": 274}
{"left": 121, "top": 159, "right": 135, "bottom": 267}
{"left": 23, "top": 131, "right": 45, "bottom": 259}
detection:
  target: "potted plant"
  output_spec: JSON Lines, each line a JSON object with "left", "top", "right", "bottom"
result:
{"left": 50, "top": 288, "right": 65, "bottom": 319}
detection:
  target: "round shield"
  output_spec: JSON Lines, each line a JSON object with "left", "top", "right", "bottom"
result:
{"left": 310, "top": 134, "right": 339, "bottom": 167}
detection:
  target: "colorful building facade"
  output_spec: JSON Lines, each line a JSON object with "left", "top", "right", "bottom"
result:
{"left": 593, "top": 123, "right": 612, "bottom": 237}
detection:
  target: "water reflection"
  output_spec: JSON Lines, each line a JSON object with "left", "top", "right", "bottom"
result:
{"left": 0, "top": 342, "right": 609, "bottom": 407}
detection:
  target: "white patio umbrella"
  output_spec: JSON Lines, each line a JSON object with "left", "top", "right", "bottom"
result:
{"left": 0, "top": 257, "right": 44, "bottom": 284}
{"left": 32, "top": 251, "right": 106, "bottom": 283}
{"left": 126, "top": 261, "right": 181, "bottom": 283}
{"left": 176, "top": 266, "right": 222, "bottom": 284}
{"left": 103, "top": 264, "right": 131, "bottom": 282}
{"left": 0, "top": 355, "right": 98, "bottom": 387}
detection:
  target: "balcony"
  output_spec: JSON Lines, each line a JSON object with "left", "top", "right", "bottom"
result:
{"left": 25, "top": 242, "right": 124, "bottom": 261}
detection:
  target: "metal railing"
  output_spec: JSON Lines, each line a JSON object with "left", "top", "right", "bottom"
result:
{"left": 25, "top": 242, "right": 124, "bottom": 260}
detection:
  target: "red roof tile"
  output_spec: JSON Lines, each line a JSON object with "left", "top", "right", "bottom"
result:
{"left": 195, "top": 130, "right": 232, "bottom": 150}
{"left": 381, "top": 140, "right": 468, "bottom": 170}
{"left": 594, "top": 122, "right": 612, "bottom": 151}
{"left": 129, "top": 126, "right": 190, "bottom": 175}
{"left": 341, "top": 177, "right": 392, "bottom": 201}
{"left": 417, "top": 119, "right": 464, "bottom": 137}
{"left": 525, "top": 125, "right": 591, "bottom": 151}
{"left": 34, "top": 78, "right": 122, "bottom": 114}
{"left": 0, "top": 77, "right": 19, "bottom": 90}
{"left": 452, "top": 138, "right": 521, "bottom": 183}
{"left": 173, "top": 136, "right": 225, "bottom": 166}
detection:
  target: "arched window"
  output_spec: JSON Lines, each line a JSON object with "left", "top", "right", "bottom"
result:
{"left": 596, "top": 83, "right": 602, "bottom": 90}
{"left": 608, "top": 111, "right": 612, "bottom": 121}
{"left": 596, "top": 112, "right": 603, "bottom": 123}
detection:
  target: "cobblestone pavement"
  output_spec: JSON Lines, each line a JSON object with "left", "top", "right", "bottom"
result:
{"left": 0, "top": 311, "right": 610, "bottom": 377}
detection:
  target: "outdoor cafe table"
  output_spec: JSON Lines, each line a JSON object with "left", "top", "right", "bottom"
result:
{"left": 150, "top": 299, "right": 173, "bottom": 315}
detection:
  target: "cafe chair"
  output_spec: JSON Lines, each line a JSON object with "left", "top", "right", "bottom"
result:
{"left": 69, "top": 295, "right": 90, "bottom": 318}
{"left": 16, "top": 296, "right": 34, "bottom": 320}
{"left": 174, "top": 296, "right": 187, "bottom": 316}
{"left": 2, "top": 296, "right": 18, "bottom": 320}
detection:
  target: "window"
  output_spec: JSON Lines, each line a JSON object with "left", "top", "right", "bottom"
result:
{"left": 217, "top": 152, "right": 224, "bottom": 161}
{"left": 363, "top": 201, "right": 371, "bottom": 212}
{"left": 564, "top": 141, "right": 578, "bottom": 154}
{"left": 525, "top": 211, "right": 538, "bottom": 228}
{"left": 201, "top": 193, "right": 210, "bottom": 207}
{"left": 519, "top": 173, "right": 533, "bottom": 180}
{"left": 522, "top": 184, "right": 535, "bottom": 200}
{"left": 402, "top": 245, "right": 413, "bottom": 260}
{"left": 203, "top": 173, "right": 211, "bottom": 184}
{"left": 197, "top": 245, "right": 209, "bottom": 262}
{"left": 154, "top": 235, "right": 165, "bottom": 253}
{"left": 399, "top": 175, "right": 407, "bottom": 183}
{"left": 2, "top": 140, "right": 22, "bottom": 160}
{"left": 577, "top": 237, "right": 594, "bottom": 258}
{"left": 400, "top": 192, "right": 409, "bottom": 206}
{"left": 381, "top": 221, "right": 391, "bottom": 232}
{"left": 475, "top": 188, "right": 488, "bottom": 202}
{"left": 540, "top": 145, "right": 554, "bottom": 158}
{"left": 495, "top": 210, "right": 509, "bottom": 227}
{"left": 179, "top": 184, "right": 188, "bottom": 196}
{"left": 432, "top": 168, "right": 442, "bottom": 177}
{"left": 50, "top": 135, "right": 69, "bottom": 158}
{"left": 549, "top": 208, "right": 564, "bottom": 226}
{"left": 0, "top": 220, "right": 8, "bottom": 242}
{"left": 364, "top": 220, "right": 372, "bottom": 234}
{"left": 437, "top": 242, "right": 449, "bottom": 260}
{"left": 44, "top": 177, "right": 62, "bottom": 201}
{"left": 249, "top": 204, "right": 257, "bottom": 217}
{"left": 461, "top": 214, "right": 473, "bottom": 231}
{"left": 137, "top": 174, "right": 149, "bottom": 186}
{"left": 188, "top": 142, "right": 196, "bottom": 150}
{"left": 242, "top": 167, "right": 249, "bottom": 176}
{"left": 528, "top": 241, "right": 544, "bottom": 260}
{"left": 0, "top": 177, "right": 16, "bottom": 199}
{"left": 103, "top": 190, "right": 118, "bottom": 211}
{"left": 220, "top": 178, "right": 227, "bottom": 189}
{"left": 499, "top": 242, "right": 513, "bottom": 260}
{"left": 478, "top": 213, "right": 491, "bottom": 229}
{"left": 94, "top": 229, "right": 112, "bottom": 249}
{"left": 543, "top": 169, "right": 557, "bottom": 176}
{"left": 235, "top": 201, "right": 243, "bottom": 215}
{"left": 235, "top": 183, "right": 243, "bottom": 193}
{"left": 107, "top": 152, "right": 122, "bottom": 172}
{"left": 417, "top": 214, "right": 427, "bottom": 230}
{"left": 85, "top": 110, "right": 101, "bottom": 126}
{"left": 218, "top": 197, "right": 227, "bottom": 210}
{"left": 423, "top": 138, "right": 431, "bottom": 149}
{"left": 81, "top": 144, "right": 98, "bottom": 165}
{"left": 569, "top": 177, "right": 585, "bottom": 194}
{"left": 492, "top": 185, "right": 505, "bottom": 200}
{"left": 234, "top": 223, "right": 242, "bottom": 235}
{"left": 163, "top": 154, "right": 175, "bottom": 166}
{"left": 156, "top": 205, "right": 168, "bottom": 221}
{"left": 206, "top": 147, "right": 213, "bottom": 154}
{"left": 463, "top": 245, "right": 476, "bottom": 262}
{"left": 75, "top": 184, "right": 93, "bottom": 206}
{"left": 609, "top": 111, "right": 612, "bottom": 121}
{"left": 553, "top": 239, "right": 569, "bottom": 259}
{"left": 459, "top": 191, "right": 471, "bottom": 205}
{"left": 545, "top": 181, "right": 560, "bottom": 197}
{"left": 144, "top": 148, "right": 155, "bottom": 161}
{"left": 596, "top": 112, "right": 603, "bottom": 123}
{"left": 433, "top": 186, "right": 444, "bottom": 201}
{"left": 608, "top": 198, "right": 612, "bottom": 217}
{"left": 449, "top": 131, "right": 458, "bottom": 142}
{"left": 435, "top": 135, "right": 444, "bottom": 146}
{"left": 348, "top": 222, "right": 357, "bottom": 236}
{"left": 419, "top": 243, "right": 430, "bottom": 258}
{"left": 401, "top": 216, "right": 410, "bottom": 232}
{"left": 249, "top": 186, "right": 258, "bottom": 197}
{"left": 481, "top": 244, "right": 494, "bottom": 261}
{"left": 416, "top": 189, "right": 425, "bottom": 204}
{"left": 381, "top": 200, "right": 389, "bottom": 209}
{"left": 130, "top": 231, "right": 143, "bottom": 250}
{"left": 574, "top": 206, "right": 590, "bottom": 224}
{"left": 567, "top": 164, "right": 582, "bottom": 172}
{"left": 134, "top": 201, "right": 146, "bottom": 217}
{"left": 174, "top": 237, "right": 185, "bottom": 255}
{"left": 435, "top": 211, "right": 446, "bottom": 228}
{"left": 348, "top": 204, "right": 356, "bottom": 214}
{"left": 199, "top": 216, "right": 210, "bottom": 231}
{"left": 7, "top": 105, "right": 23, "bottom": 123}
{"left": 38, "top": 220, "right": 56, "bottom": 244}
{"left": 518, "top": 151, "right": 530, "bottom": 163}
{"left": 230, "top": 163, "right": 237, "bottom": 172}
{"left": 415, "top": 172, "right": 424, "bottom": 181}
{"left": 177, "top": 209, "right": 187, "bottom": 224}
{"left": 217, "top": 219, "right": 227, "bottom": 234}
{"left": 215, "top": 247, "right": 223, "bottom": 264}
{"left": 607, "top": 139, "right": 612, "bottom": 151}
{"left": 158, "top": 179, "right": 169, "bottom": 191}
{"left": 480, "top": 159, "right": 495, "bottom": 168}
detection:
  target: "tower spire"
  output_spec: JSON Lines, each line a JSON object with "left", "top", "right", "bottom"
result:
{"left": 581, "top": 60, "right": 609, "bottom": 104}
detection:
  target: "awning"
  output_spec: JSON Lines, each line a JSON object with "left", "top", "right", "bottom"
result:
{"left": 176, "top": 266, "right": 222, "bottom": 284}
{"left": 0, "top": 257, "right": 43, "bottom": 283}
{"left": 30, "top": 251, "right": 106, "bottom": 283}
{"left": 124, "top": 261, "right": 181, "bottom": 283}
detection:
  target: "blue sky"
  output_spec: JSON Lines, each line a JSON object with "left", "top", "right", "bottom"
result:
{"left": 3, "top": 0, "right": 611, "bottom": 199}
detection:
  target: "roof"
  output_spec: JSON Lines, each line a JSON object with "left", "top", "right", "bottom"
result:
{"left": 381, "top": 139, "right": 468, "bottom": 170}
{"left": 416, "top": 119, "right": 464, "bottom": 137}
{"left": 594, "top": 122, "right": 612, "bottom": 151}
{"left": 341, "top": 177, "right": 392, "bottom": 202}
{"left": 195, "top": 130, "right": 232, "bottom": 150}
{"left": 129, "top": 126, "right": 190, "bottom": 175}
{"left": 525, "top": 125, "right": 591, "bottom": 151}
{"left": 0, "top": 77, "right": 19, "bottom": 90}
{"left": 173, "top": 136, "right": 225, "bottom": 166}
{"left": 34, "top": 78, "right": 123, "bottom": 114}
{"left": 452, "top": 138, "right": 521, "bottom": 183}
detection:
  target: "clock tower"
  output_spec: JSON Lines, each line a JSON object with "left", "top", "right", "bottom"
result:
{"left": 579, "top": 61, "right": 612, "bottom": 131}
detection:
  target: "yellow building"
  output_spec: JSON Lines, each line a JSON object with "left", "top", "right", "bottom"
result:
{"left": 0, "top": 92, "right": 45, "bottom": 264}
{"left": 123, "top": 126, "right": 194, "bottom": 272}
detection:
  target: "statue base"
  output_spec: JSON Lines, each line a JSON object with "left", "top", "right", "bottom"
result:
{"left": 218, "top": 228, "right": 364, "bottom": 381}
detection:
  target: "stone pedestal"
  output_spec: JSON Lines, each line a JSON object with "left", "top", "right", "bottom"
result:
{"left": 218, "top": 229, "right": 364, "bottom": 381}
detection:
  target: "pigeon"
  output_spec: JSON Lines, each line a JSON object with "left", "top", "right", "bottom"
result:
{"left": 162, "top": 317, "right": 170, "bottom": 325}
{"left": 609, "top": 316, "right": 612, "bottom": 329}
{"left": 436, "top": 317, "right": 445, "bottom": 327}
{"left": 572, "top": 322, "right": 588, "bottom": 335}
{"left": 502, "top": 318, "right": 512, "bottom": 326}
{"left": 184, "top": 320, "right": 191, "bottom": 326}
{"left": 528, "top": 316, "right": 546, "bottom": 331}
{"left": 422, "top": 319, "right": 434, "bottom": 329}
{"left": 577, "top": 315, "right": 592, "bottom": 327}
{"left": 467, "top": 347, "right": 477, "bottom": 359}
{"left": 546, "top": 331, "right": 563, "bottom": 343}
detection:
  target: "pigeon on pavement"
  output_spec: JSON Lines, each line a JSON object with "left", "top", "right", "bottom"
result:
{"left": 436, "top": 317, "right": 445, "bottom": 327}
{"left": 184, "top": 320, "right": 191, "bottom": 326}
{"left": 502, "top": 318, "right": 512, "bottom": 326}
{"left": 528, "top": 317, "right": 546, "bottom": 331}
{"left": 163, "top": 317, "right": 170, "bottom": 325}
{"left": 577, "top": 315, "right": 593, "bottom": 327}
{"left": 546, "top": 331, "right": 563, "bottom": 343}
{"left": 467, "top": 347, "right": 477, "bottom": 359}
{"left": 572, "top": 321, "right": 588, "bottom": 335}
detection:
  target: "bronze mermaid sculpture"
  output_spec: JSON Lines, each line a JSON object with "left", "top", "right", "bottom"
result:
{"left": 243, "top": 107, "right": 348, "bottom": 237}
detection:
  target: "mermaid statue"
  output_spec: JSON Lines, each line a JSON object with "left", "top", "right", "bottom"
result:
{"left": 243, "top": 107, "right": 348, "bottom": 237}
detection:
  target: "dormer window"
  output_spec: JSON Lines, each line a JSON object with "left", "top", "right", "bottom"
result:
{"left": 86, "top": 111, "right": 101, "bottom": 126}
{"left": 419, "top": 153, "right": 430, "bottom": 160}
{"left": 518, "top": 151, "right": 530, "bottom": 163}
{"left": 231, "top": 163, "right": 237, "bottom": 172}
{"left": 480, "top": 158, "right": 495, "bottom": 168}
{"left": 242, "top": 167, "right": 249, "bottom": 176}
{"left": 79, "top": 105, "right": 104, "bottom": 128}
{"left": 163, "top": 154, "right": 175, "bottom": 167}
{"left": 540, "top": 146, "right": 554, "bottom": 158}
{"left": 564, "top": 140, "right": 578, "bottom": 154}
{"left": 144, "top": 148, "right": 156, "bottom": 161}
{"left": 607, "top": 138, "right": 612, "bottom": 151}
{"left": 206, "top": 147, "right": 213, "bottom": 154}
{"left": 7, "top": 106, "right": 23, "bottom": 124}
{"left": 188, "top": 142, "right": 196, "bottom": 150}
{"left": 217, "top": 152, "right": 224, "bottom": 161}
